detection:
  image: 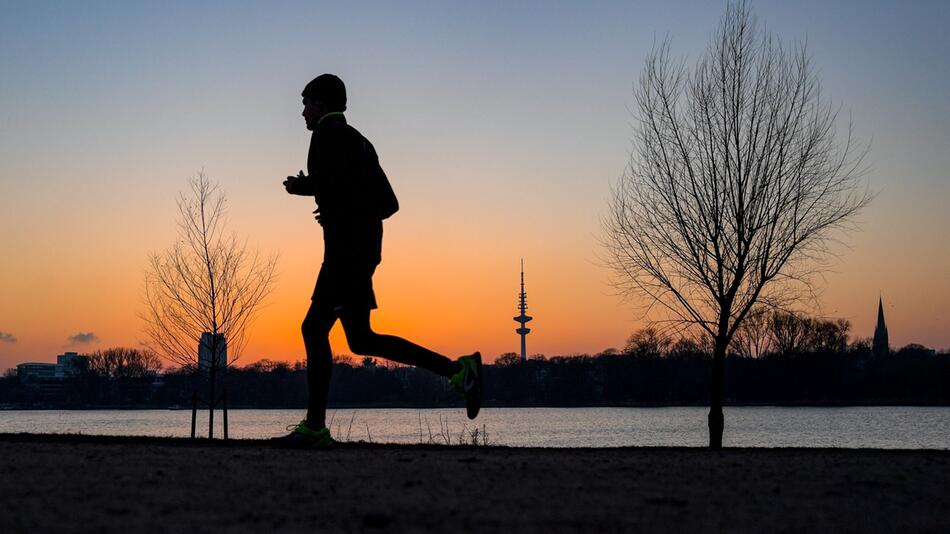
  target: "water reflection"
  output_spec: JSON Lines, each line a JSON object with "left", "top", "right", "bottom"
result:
{"left": 1, "top": 407, "right": 949, "bottom": 449}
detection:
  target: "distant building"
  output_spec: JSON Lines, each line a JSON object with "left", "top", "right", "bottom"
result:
{"left": 55, "top": 352, "right": 83, "bottom": 379}
{"left": 14, "top": 361, "right": 63, "bottom": 400}
{"left": 15, "top": 353, "right": 84, "bottom": 382}
{"left": 16, "top": 362, "right": 56, "bottom": 383}
{"left": 873, "top": 297, "right": 889, "bottom": 358}
{"left": 198, "top": 332, "right": 227, "bottom": 374}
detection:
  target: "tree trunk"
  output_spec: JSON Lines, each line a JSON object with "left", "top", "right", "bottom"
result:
{"left": 707, "top": 339, "right": 726, "bottom": 449}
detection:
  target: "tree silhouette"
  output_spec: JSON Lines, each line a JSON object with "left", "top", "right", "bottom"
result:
{"left": 623, "top": 328, "right": 672, "bottom": 358}
{"left": 143, "top": 172, "right": 277, "bottom": 438}
{"left": 731, "top": 307, "right": 771, "bottom": 358}
{"left": 495, "top": 353, "right": 521, "bottom": 367}
{"left": 603, "top": 1, "right": 871, "bottom": 448}
{"left": 86, "top": 347, "right": 162, "bottom": 379}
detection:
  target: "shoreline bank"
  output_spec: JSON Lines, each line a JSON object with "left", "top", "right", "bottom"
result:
{"left": 1, "top": 434, "right": 948, "bottom": 532}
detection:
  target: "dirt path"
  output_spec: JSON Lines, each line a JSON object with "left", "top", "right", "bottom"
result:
{"left": 1, "top": 434, "right": 948, "bottom": 533}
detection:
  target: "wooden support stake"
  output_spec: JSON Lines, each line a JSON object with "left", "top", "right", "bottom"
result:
{"left": 223, "top": 388, "right": 229, "bottom": 441}
{"left": 190, "top": 391, "right": 197, "bottom": 439}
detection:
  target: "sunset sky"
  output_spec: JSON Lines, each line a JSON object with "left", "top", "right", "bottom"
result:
{"left": 1, "top": 1, "right": 947, "bottom": 371}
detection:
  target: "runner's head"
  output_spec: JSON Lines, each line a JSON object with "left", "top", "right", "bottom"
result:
{"left": 302, "top": 74, "right": 346, "bottom": 130}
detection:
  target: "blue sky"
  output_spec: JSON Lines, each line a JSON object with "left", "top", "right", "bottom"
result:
{"left": 1, "top": 1, "right": 948, "bottom": 366}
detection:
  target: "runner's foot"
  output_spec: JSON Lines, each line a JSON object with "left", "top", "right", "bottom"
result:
{"left": 449, "top": 352, "right": 482, "bottom": 419}
{"left": 271, "top": 420, "right": 335, "bottom": 448}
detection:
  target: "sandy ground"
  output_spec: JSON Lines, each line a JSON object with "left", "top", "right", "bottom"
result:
{"left": 1, "top": 434, "right": 948, "bottom": 533}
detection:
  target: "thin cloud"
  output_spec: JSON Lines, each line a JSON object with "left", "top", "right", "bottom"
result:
{"left": 67, "top": 332, "right": 99, "bottom": 345}
{"left": 0, "top": 332, "right": 15, "bottom": 343}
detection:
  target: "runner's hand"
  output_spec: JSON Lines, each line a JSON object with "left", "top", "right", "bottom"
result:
{"left": 283, "top": 170, "right": 307, "bottom": 194}
{"left": 283, "top": 176, "right": 298, "bottom": 193}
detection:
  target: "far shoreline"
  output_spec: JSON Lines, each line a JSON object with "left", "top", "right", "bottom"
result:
{"left": 3, "top": 401, "right": 950, "bottom": 411}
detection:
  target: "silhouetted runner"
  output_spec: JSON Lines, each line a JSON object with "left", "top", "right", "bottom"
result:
{"left": 274, "top": 74, "right": 481, "bottom": 447}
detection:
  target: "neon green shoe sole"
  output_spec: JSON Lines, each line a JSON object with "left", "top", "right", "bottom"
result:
{"left": 450, "top": 352, "right": 482, "bottom": 419}
{"left": 272, "top": 420, "right": 335, "bottom": 448}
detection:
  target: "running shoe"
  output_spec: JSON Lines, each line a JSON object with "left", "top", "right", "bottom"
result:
{"left": 449, "top": 352, "right": 482, "bottom": 419}
{"left": 271, "top": 420, "right": 335, "bottom": 448}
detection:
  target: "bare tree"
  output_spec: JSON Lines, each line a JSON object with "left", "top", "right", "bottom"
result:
{"left": 811, "top": 317, "right": 850, "bottom": 354}
{"left": 495, "top": 353, "right": 521, "bottom": 367}
{"left": 86, "top": 347, "right": 163, "bottom": 379}
{"left": 623, "top": 327, "right": 672, "bottom": 357}
{"left": 143, "top": 172, "right": 277, "bottom": 438}
{"left": 603, "top": 1, "right": 871, "bottom": 448}
{"left": 767, "top": 311, "right": 852, "bottom": 356}
{"left": 732, "top": 307, "right": 772, "bottom": 358}
{"left": 768, "top": 310, "right": 815, "bottom": 356}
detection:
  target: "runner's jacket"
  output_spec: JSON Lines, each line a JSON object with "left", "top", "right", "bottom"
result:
{"left": 291, "top": 113, "right": 398, "bottom": 265}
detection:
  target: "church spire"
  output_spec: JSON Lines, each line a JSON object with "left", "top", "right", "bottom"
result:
{"left": 873, "top": 296, "right": 889, "bottom": 358}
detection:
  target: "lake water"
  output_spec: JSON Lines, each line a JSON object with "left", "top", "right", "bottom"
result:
{"left": 2, "top": 407, "right": 949, "bottom": 449}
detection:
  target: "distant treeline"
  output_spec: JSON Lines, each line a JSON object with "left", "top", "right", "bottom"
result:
{"left": 2, "top": 326, "right": 947, "bottom": 409}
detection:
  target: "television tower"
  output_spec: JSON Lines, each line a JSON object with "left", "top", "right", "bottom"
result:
{"left": 513, "top": 259, "right": 533, "bottom": 363}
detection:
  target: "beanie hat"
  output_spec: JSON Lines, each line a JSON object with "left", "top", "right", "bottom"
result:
{"left": 302, "top": 74, "right": 347, "bottom": 112}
